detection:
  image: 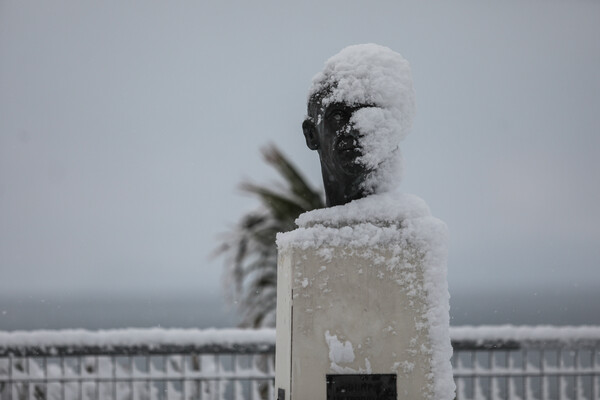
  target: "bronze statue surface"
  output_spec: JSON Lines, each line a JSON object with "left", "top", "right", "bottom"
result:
{"left": 302, "top": 44, "right": 415, "bottom": 207}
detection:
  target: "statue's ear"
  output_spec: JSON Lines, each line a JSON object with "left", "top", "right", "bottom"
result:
{"left": 302, "top": 119, "right": 319, "bottom": 150}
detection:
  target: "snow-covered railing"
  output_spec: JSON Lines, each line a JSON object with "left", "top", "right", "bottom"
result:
{"left": 0, "top": 328, "right": 276, "bottom": 400}
{"left": 1, "top": 326, "right": 599, "bottom": 399}
{"left": 0, "top": 328, "right": 276, "bottom": 358}
{"left": 451, "top": 326, "right": 600, "bottom": 400}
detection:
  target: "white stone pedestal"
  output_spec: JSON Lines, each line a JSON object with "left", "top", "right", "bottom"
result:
{"left": 274, "top": 193, "right": 454, "bottom": 400}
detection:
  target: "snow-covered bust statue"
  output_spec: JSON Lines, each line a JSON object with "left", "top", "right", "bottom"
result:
{"left": 302, "top": 44, "right": 415, "bottom": 207}
{"left": 278, "top": 46, "right": 453, "bottom": 400}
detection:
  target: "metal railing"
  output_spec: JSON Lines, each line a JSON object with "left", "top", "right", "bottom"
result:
{"left": 1, "top": 326, "right": 599, "bottom": 399}
{"left": 451, "top": 326, "right": 600, "bottom": 399}
{"left": 0, "top": 329, "right": 276, "bottom": 400}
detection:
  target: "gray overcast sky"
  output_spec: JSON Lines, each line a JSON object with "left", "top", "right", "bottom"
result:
{"left": 1, "top": 1, "right": 599, "bottom": 304}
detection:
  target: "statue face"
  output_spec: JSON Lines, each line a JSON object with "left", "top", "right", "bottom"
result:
{"left": 303, "top": 101, "right": 372, "bottom": 180}
{"left": 304, "top": 45, "right": 414, "bottom": 206}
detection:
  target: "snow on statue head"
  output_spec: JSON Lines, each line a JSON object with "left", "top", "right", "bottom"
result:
{"left": 302, "top": 44, "right": 415, "bottom": 207}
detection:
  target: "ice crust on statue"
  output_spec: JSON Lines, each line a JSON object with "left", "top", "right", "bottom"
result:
{"left": 277, "top": 192, "right": 455, "bottom": 400}
{"left": 309, "top": 44, "right": 416, "bottom": 195}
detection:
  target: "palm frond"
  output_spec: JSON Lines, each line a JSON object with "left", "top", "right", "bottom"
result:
{"left": 261, "top": 144, "right": 324, "bottom": 210}
{"left": 240, "top": 183, "right": 306, "bottom": 225}
{"left": 216, "top": 144, "right": 324, "bottom": 328}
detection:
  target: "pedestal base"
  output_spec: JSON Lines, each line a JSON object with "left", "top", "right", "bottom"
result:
{"left": 274, "top": 193, "right": 454, "bottom": 400}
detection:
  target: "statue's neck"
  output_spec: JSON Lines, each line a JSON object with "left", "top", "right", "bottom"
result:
{"left": 321, "top": 166, "right": 366, "bottom": 207}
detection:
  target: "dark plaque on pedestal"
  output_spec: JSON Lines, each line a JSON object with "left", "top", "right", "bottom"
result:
{"left": 326, "top": 374, "right": 397, "bottom": 400}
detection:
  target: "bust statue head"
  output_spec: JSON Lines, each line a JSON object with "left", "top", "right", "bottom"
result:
{"left": 302, "top": 44, "right": 415, "bottom": 207}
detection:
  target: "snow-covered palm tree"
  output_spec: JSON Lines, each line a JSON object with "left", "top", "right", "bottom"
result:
{"left": 216, "top": 144, "right": 324, "bottom": 328}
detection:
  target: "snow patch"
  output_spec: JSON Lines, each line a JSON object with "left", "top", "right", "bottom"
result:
{"left": 323, "top": 331, "right": 375, "bottom": 374}
{"left": 296, "top": 192, "right": 430, "bottom": 229}
{"left": 450, "top": 325, "right": 600, "bottom": 344}
{"left": 2, "top": 326, "right": 600, "bottom": 351}
{"left": 325, "top": 330, "right": 355, "bottom": 364}
{"left": 0, "top": 328, "right": 276, "bottom": 350}
{"left": 393, "top": 360, "right": 415, "bottom": 374}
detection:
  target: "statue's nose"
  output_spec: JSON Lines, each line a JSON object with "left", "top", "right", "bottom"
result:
{"left": 345, "top": 125, "right": 361, "bottom": 139}
{"left": 336, "top": 126, "right": 362, "bottom": 149}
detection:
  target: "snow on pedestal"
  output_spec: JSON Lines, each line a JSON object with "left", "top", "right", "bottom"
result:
{"left": 275, "top": 193, "right": 455, "bottom": 400}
